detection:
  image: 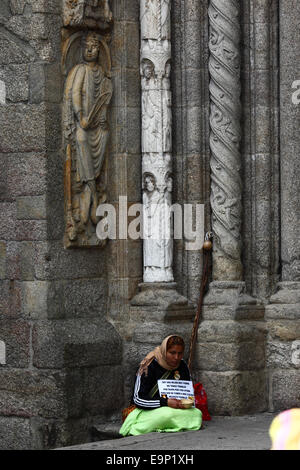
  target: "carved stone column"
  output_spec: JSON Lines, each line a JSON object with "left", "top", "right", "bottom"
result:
{"left": 140, "top": 0, "right": 173, "bottom": 283}
{"left": 208, "top": 0, "right": 242, "bottom": 281}
{"left": 129, "top": 1, "right": 194, "bottom": 368}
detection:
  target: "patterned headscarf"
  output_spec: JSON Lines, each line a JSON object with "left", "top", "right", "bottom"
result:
{"left": 137, "top": 334, "right": 185, "bottom": 376}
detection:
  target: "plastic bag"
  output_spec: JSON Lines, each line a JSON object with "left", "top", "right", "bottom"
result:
{"left": 193, "top": 382, "right": 211, "bottom": 421}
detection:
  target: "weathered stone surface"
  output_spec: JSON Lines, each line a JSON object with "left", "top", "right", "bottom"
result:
{"left": 30, "top": 415, "right": 90, "bottom": 450}
{"left": 83, "top": 365, "right": 124, "bottom": 415}
{"left": 271, "top": 370, "right": 300, "bottom": 411}
{"left": 4, "top": 153, "right": 47, "bottom": 198}
{"left": 197, "top": 320, "right": 267, "bottom": 344}
{"left": 15, "top": 219, "right": 48, "bottom": 241}
{"left": 266, "top": 341, "right": 300, "bottom": 369}
{"left": 0, "top": 242, "right": 6, "bottom": 279}
{"left": 131, "top": 282, "right": 193, "bottom": 310}
{"left": 9, "top": 0, "right": 26, "bottom": 16}
{"left": 194, "top": 341, "right": 266, "bottom": 372}
{"left": 193, "top": 370, "right": 268, "bottom": 415}
{"left": 267, "top": 321, "right": 300, "bottom": 342}
{"left": 0, "top": 416, "right": 31, "bottom": 450}
{"left": 22, "top": 280, "right": 48, "bottom": 319}
{"left": 202, "top": 282, "right": 265, "bottom": 320}
{"left": 27, "top": 0, "right": 61, "bottom": 14}
{"left": 130, "top": 320, "right": 194, "bottom": 352}
{"left": 16, "top": 195, "right": 46, "bottom": 220}
{"left": 0, "top": 319, "right": 30, "bottom": 367}
{"left": 0, "top": 104, "right": 46, "bottom": 153}
{"left": 0, "top": 64, "right": 29, "bottom": 102}
{"left": 5, "top": 241, "right": 35, "bottom": 281}
{"left": 33, "top": 319, "right": 122, "bottom": 369}
{"left": 0, "top": 202, "right": 16, "bottom": 240}
{"left": 0, "top": 31, "right": 36, "bottom": 65}
{"left": 0, "top": 369, "right": 67, "bottom": 419}
{"left": 33, "top": 240, "right": 106, "bottom": 281}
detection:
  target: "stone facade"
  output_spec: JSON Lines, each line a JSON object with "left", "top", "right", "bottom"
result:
{"left": 0, "top": 0, "right": 299, "bottom": 450}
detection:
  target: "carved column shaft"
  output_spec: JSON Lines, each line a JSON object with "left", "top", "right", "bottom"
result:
{"left": 208, "top": 0, "right": 243, "bottom": 281}
{"left": 141, "top": 0, "right": 174, "bottom": 283}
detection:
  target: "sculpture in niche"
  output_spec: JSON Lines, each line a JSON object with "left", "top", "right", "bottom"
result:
{"left": 63, "top": 31, "right": 113, "bottom": 247}
{"left": 63, "top": 0, "right": 113, "bottom": 31}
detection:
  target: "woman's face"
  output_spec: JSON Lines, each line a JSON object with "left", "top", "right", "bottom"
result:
{"left": 166, "top": 344, "right": 184, "bottom": 369}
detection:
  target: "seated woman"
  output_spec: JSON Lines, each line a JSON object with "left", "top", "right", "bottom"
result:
{"left": 119, "top": 334, "right": 202, "bottom": 436}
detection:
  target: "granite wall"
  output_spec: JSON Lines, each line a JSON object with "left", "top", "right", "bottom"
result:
{"left": 0, "top": 0, "right": 299, "bottom": 450}
{"left": 0, "top": 0, "right": 124, "bottom": 450}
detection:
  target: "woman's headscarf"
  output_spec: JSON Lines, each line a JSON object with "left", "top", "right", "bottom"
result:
{"left": 137, "top": 334, "right": 185, "bottom": 376}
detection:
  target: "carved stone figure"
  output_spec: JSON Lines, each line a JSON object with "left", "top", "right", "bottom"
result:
{"left": 143, "top": 173, "right": 173, "bottom": 283}
{"left": 63, "top": 31, "right": 113, "bottom": 247}
{"left": 141, "top": 59, "right": 161, "bottom": 154}
{"left": 63, "top": 0, "right": 113, "bottom": 31}
{"left": 141, "top": 0, "right": 171, "bottom": 40}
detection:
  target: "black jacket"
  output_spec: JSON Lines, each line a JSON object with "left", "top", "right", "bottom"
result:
{"left": 132, "top": 358, "right": 191, "bottom": 410}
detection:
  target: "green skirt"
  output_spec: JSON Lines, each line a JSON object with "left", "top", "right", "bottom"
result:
{"left": 119, "top": 406, "right": 202, "bottom": 437}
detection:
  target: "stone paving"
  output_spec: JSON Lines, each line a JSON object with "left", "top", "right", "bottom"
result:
{"left": 57, "top": 413, "right": 276, "bottom": 451}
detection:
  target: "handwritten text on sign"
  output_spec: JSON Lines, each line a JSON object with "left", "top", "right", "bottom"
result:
{"left": 158, "top": 380, "right": 194, "bottom": 400}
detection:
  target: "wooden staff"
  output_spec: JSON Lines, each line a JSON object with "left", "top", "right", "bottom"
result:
{"left": 188, "top": 232, "right": 213, "bottom": 371}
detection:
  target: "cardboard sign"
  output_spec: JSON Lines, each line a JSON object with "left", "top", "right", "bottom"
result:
{"left": 158, "top": 380, "right": 194, "bottom": 400}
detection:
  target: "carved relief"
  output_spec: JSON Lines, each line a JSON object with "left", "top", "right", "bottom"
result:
{"left": 141, "top": 0, "right": 171, "bottom": 40}
{"left": 63, "top": 0, "right": 113, "bottom": 31}
{"left": 141, "top": 59, "right": 161, "bottom": 154}
{"left": 141, "top": 0, "right": 173, "bottom": 282}
{"left": 142, "top": 168, "right": 173, "bottom": 283}
{"left": 62, "top": 27, "right": 113, "bottom": 247}
{"left": 208, "top": 0, "right": 243, "bottom": 279}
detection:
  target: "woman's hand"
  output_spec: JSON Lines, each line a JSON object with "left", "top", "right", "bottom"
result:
{"left": 167, "top": 398, "right": 185, "bottom": 409}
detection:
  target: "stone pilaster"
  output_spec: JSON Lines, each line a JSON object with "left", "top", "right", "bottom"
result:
{"left": 265, "top": 0, "right": 300, "bottom": 411}
{"left": 193, "top": 1, "right": 268, "bottom": 414}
